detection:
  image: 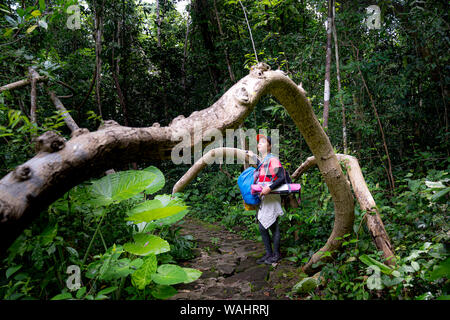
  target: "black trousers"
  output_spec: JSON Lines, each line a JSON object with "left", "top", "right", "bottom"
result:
{"left": 258, "top": 218, "right": 280, "bottom": 256}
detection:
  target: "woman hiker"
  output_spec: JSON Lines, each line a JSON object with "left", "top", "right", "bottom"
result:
{"left": 247, "top": 134, "right": 286, "bottom": 265}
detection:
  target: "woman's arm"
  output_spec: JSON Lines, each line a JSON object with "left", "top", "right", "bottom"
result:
{"left": 269, "top": 166, "right": 286, "bottom": 190}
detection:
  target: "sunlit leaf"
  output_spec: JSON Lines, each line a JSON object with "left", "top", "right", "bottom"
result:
{"left": 88, "top": 170, "right": 156, "bottom": 206}
{"left": 142, "top": 166, "right": 165, "bottom": 194}
{"left": 26, "top": 25, "right": 38, "bottom": 34}
{"left": 359, "top": 254, "right": 393, "bottom": 275}
{"left": 123, "top": 233, "right": 170, "bottom": 256}
{"left": 131, "top": 254, "right": 157, "bottom": 290}
{"left": 151, "top": 264, "right": 188, "bottom": 285}
{"left": 182, "top": 268, "right": 202, "bottom": 283}
{"left": 126, "top": 199, "right": 187, "bottom": 223}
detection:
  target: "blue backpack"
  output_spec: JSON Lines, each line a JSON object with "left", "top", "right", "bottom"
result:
{"left": 238, "top": 154, "right": 273, "bottom": 206}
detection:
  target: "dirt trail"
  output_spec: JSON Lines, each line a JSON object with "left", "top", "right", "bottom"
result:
{"left": 170, "top": 216, "right": 304, "bottom": 300}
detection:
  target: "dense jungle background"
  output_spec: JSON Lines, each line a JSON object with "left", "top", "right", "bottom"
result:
{"left": 0, "top": 0, "right": 448, "bottom": 300}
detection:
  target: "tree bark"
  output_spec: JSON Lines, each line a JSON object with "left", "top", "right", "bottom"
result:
{"left": 111, "top": 31, "right": 129, "bottom": 126}
{"left": 156, "top": 0, "right": 169, "bottom": 122}
{"left": 182, "top": 16, "right": 190, "bottom": 95}
{"left": 94, "top": 2, "right": 104, "bottom": 118}
{"left": 47, "top": 89, "right": 80, "bottom": 133}
{"left": 322, "top": 0, "right": 333, "bottom": 130}
{"left": 292, "top": 154, "right": 395, "bottom": 266}
{"left": 193, "top": 0, "right": 220, "bottom": 94}
{"left": 0, "top": 76, "right": 48, "bottom": 93}
{"left": 331, "top": 4, "right": 347, "bottom": 153}
{"left": 28, "top": 67, "right": 40, "bottom": 124}
{"left": 213, "top": 0, "right": 235, "bottom": 83}
{"left": 0, "top": 64, "right": 354, "bottom": 275}
{"left": 172, "top": 148, "right": 249, "bottom": 194}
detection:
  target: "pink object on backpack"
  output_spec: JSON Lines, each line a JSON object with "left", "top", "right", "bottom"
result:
{"left": 251, "top": 184, "right": 301, "bottom": 195}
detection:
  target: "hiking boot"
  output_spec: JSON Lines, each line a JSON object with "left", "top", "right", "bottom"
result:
{"left": 256, "top": 253, "right": 272, "bottom": 264}
{"left": 265, "top": 253, "right": 280, "bottom": 264}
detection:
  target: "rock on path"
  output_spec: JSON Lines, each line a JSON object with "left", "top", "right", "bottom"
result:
{"left": 169, "top": 216, "right": 304, "bottom": 300}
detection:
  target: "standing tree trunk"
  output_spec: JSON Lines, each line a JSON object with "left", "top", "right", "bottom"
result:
{"left": 352, "top": 92, "right": 362, "bottom": 156}
{"left": 193, "top": 0, "right": 220, "bottom": 95}
{"left": 94, "top": 2, "right": 104, "bottom": 119}
{"left": 213, "top": 0, "right": 235, "bottom": 83}
{"left": 182, "top": 16, "right": 190, "bottom": 96}
{"left": 156, "top": 0, "right": 169, "bottom": 123}
{"left": 323, "top": 0, "right": 333, "bottom": 130}
{"left": 292, "top": 154, "right": 395, "bottom": 265}
{"left": 111, "top": 20, "right": 129, "bottom": 126}
{"left": 351, "top": 42, "right": 395, "bottom": 191}
{"left": 156, "top": 0, "right": 161, "bottom": 47}
{"left": 77, "top": 65, "right": 97, "bottom": 123}
{"left": 28, "top": 67, "right": 40, "bottom": 125}
{"left": 331, "top": 3, "right": 347, "bottom": 153}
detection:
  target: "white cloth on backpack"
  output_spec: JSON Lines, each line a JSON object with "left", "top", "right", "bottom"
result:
{"left": 257, "top": 191, "right": 284, "bottom": 229}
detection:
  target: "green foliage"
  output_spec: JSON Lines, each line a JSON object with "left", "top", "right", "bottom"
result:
{"left": 123, "top": 233, "right": 170, "bottom": 256}
{"left": 0, "top": 103, "right": 67, "bottom": 177}
{"left": 88, "top": 170, "right": 159, "bottom": 206}
{"left": 131, "top": 254, "right": 157, "bottom": 290}
{"left": 0, "top": 0, "right": 448, "bottom": 301}
{"left": 288, "top": 168, "right": 449, "bottom": 300}
{"left": 0, "top": 165, "right": 200, "bottom": 300}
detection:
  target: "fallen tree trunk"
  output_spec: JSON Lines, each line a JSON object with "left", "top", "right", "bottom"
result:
{"left": 0, "top": 64, "right": 355, "bottom": 275}
{"left": 292, "top": 154, "right": 395, "bottom": 266}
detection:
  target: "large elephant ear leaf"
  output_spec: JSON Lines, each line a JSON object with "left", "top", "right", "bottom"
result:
{"left": 182, "top": 268, "right": 202, "bottom": 284}
{"left": 151, "top": 264, "right": 188, "bottom": 285}
{"left": 154, "top": 194, "right": 184, "bottom": 206}
{"left": 88, "top": 170, "right": 157, "bottom": 206}
{"left": 126, "top": 198, "right": 187, "bottom": 223}
{"left": 123, "top": 233, "right": 170, "bottom": 256}
{"left": 142, "top": 166, "right": 165, "bottom": 194}
{"left": 141, "top": 195, "right": 188, "bottom": 231}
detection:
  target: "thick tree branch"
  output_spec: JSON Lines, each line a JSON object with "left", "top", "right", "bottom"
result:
{"left": 292, "top": 154, "right": 395, "bottom": 266}
{"left": 172, "top": 148, "right": 252, "bottom": 194}
{"left": 0, "top": 76, "right": 48, "bottom": 93}
{"left": 0, "top": 64, "right": 355, "bottom": 276}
